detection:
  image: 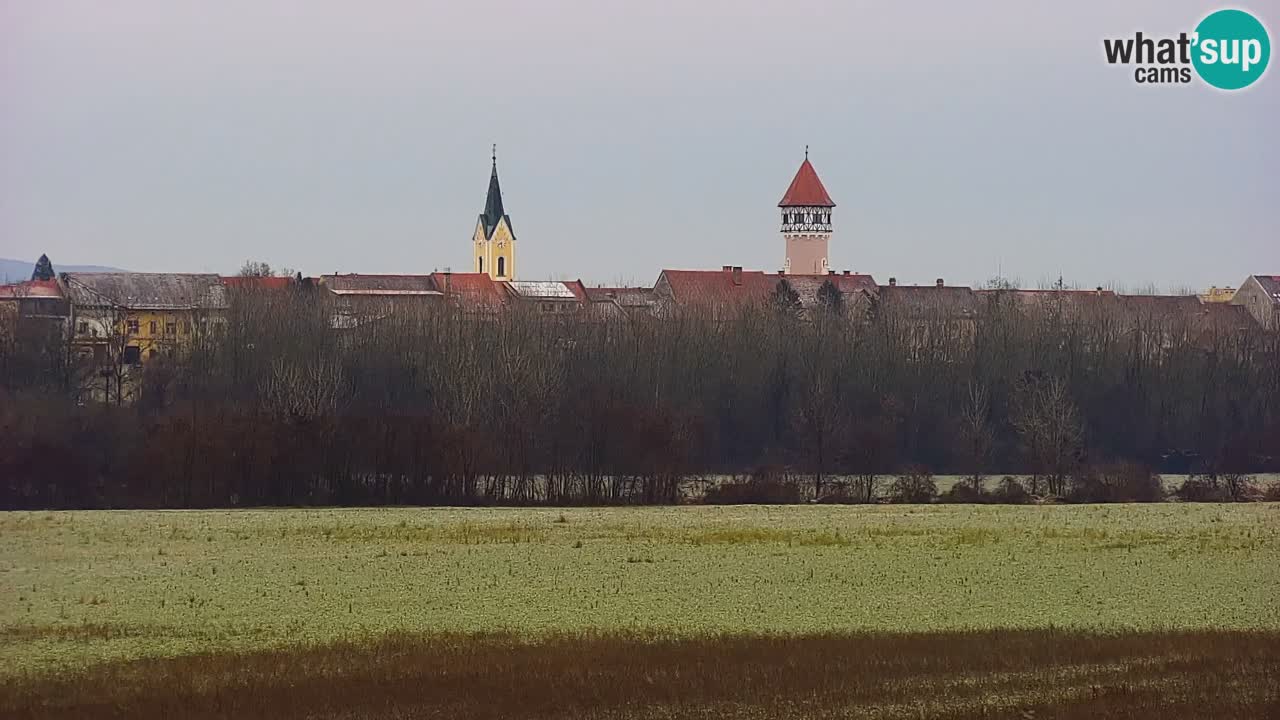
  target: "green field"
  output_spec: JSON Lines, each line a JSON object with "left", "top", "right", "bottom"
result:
{"left": 3, "top": 504, "right": 1278, "bottom": 678}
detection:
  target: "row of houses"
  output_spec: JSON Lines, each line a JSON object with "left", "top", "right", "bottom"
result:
{"left": 2, "top": 265, "right": 1277, "bottom": 368}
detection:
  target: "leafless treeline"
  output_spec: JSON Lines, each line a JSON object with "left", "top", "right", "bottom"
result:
{"left": 1, "top": 287, "right": 1277, "bottom": 508}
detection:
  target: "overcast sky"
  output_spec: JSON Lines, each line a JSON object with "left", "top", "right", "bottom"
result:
{"left": 2, "top": 1, "right": 1276, "bottom": 288}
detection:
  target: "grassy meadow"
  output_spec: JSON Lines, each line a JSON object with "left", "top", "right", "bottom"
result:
{"left": 2, "top": 504, "right": 1278, "bottom": 718}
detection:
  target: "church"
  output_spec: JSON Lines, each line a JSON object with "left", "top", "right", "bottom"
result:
{"left": 472, "top": 146, "right": 516, "bottom": 280}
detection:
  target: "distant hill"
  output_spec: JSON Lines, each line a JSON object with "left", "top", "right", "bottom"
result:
{"left": 0, "top": 258, "right": 125, "bottom": 283}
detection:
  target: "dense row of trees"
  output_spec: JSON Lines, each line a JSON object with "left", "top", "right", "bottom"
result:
{"left": 1, "top": 285, "right": 1277, "bottom": 508}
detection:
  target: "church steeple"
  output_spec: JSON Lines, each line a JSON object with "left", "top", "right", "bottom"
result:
{"left": 482, "top": 145, "right": 508, "bottom": 237}
{"left": 473, "top": 145, "right": 516, "bottom": 280}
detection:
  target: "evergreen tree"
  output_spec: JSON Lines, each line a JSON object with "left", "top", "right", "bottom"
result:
{"left": 770, "top": 279, "right": 802, "bottom": 318}
{"left": 816, "top": 279, "right": 844, "bottom": 315}
{"left": 31, "top": 254, "right": 55, "bottom": 281}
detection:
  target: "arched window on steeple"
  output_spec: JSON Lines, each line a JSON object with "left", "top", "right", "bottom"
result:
{"left": 497, "top": 257, "right": 506, "bottom": 277}
{"left": 479, "top": 257, "right": 484, "bottom": 273}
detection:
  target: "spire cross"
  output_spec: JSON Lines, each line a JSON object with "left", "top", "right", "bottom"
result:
{"left": 492, "top": 143, "right": 497, "bottom": 165}
{"left": 805, "top": 144, "right": 809, "bottom": 160}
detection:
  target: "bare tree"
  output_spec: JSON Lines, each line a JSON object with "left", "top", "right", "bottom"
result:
{"left": 1012, "top": 376, "right": 1083, "bottom": 497}
{"left": 957, "top": 381, "right": 993, "bottom": 491}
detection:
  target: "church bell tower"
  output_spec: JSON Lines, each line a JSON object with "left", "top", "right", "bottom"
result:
{"left": 473, "top": 145, "right": 516, "bottom": 280}
{"left": 779, "top": 148, "right": 835, "bottom": 275}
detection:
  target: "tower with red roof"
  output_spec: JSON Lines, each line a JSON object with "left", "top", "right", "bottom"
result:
{"left": 779, "top": 148, "right": 835, "bottom": 275}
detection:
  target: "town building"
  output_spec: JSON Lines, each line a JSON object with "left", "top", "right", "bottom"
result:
{"left": 779, "top": 149, "right": 836, "bottom": 275}
{"left": 317, "top": 272, "right": 512, "bottom": 327}
{"left": 473, "top": 147, "right": 516, "bottom": 281}
{"left": 1199, "top": 286, "right": 1236, "bottom": 303}
{"left": 505, "top": 280, "right": 589, "bottom": 315}
{"left": 584, "top": 286, "right": 658, "bottom": 320}
{"left": 654, "top": 267, "right": 778, "bottom": 317}
{"left": 319, "top": 273, "right": 443, "bottom": 328}
{"left": 61, "top": 272, "right": 228, "bottom": 365}
{"left": 0, "top": 279, "right": 69, "bottom": 348}
{"left": 1231, "top": 275, "right": 1280, "bottom": 331}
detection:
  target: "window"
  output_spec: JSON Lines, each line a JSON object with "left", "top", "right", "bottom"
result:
{"left": 122, "top": 346, "right": 141, "bottom": 365}
{"left": 78, "top": 321, "right": 88, "bottom": 334}
{"left": 180, "top": 321, "right": 191, "bottom": 335}
{"left": 165, "top": 322, "right": 176, "bottom": 335}
{"left": 541, "top": 302, "right": 551, "bottom": 312}
{"left": 126, "top": 319, "right": 139, "bottom": 335}
{"left": 497, "top": 257, "right": 505, "bottom": 277}
{"left": 478, "top": 257, "right": 484, "bottom": 273}
{"left": 149, "top": 320, "right": 157, "bottom": 334}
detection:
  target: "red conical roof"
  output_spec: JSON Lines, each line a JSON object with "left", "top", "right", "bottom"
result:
{"left": 778, "top": 158, "right": 835, "bottom": 207}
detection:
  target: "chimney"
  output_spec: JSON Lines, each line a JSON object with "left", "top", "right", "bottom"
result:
{"left": 722, "top": 265, "right": 733, "bottom": 272}
{"left": 843, "top": 270, "right": 850, "bottom": 276}
{"left": 935, "top": 278, "right": 944, "bottom": 288}
{"left": 731, "top": 266, "right": 743, "bottom": 285}
{"left": 778, "top": 270, "right": 785, "bottom": 276}
{"left": 828, "top": 270, "right": 836, "bottom": 275}
{"left": 889, "top": 277, "right": 897, "bottom": 287}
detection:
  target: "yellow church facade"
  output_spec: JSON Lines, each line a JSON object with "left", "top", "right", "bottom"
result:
{"left": 473, "top": 215, "right": 515, "bottom": 280}
{"left": 473, "top": 148, "right": 516, "bottom": 280}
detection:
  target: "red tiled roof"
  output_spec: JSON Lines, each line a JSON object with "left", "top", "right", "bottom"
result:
{"left": 659, "top": 268, "right": 778, "bottom": 307}
{"left": 0, "top": 279, "right": 64, "bottom": 299}
{"left": 429, "top": 272, "right": 507, "bottom": 308}
{"left": 784, "top": 273, "right": 879, "bottom": 307}
{"left": 877, "top": 285, "right": 981, "bottom": 318}
{"left": 1198, "top": 302, "right": 1259, "bottom": 329}
{"left": 221, "top": 276, "right": 293, "bottom": 290}
{"left": 1115, "top": 294, "right": 1203, "bottom": 315}
{"left": 779, "top": 158, "right": 835, "bottom": 207}
{"left": 585, "top": 286, "right": 657, "bottom": 309}
{"left": 321, "top": 274, "right": 440, "bottom": 295}
{"left": 563, "top": 279, "right": 589, "bottom": 302}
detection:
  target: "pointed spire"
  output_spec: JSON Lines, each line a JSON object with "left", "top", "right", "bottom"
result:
{"left": 483, "top": 145, "right": 506, "bottom": 236}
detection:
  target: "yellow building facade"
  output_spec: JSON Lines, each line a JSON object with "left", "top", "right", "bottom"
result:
{"left": 1199, "top": 286, "right": 1236, "bottom": 303}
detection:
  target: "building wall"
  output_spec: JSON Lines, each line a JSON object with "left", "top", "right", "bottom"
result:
{"left": 784, "top": 233, "right": 830, "bottom": 275}
{"left": 72, "top": 307, "right": 212, "bottom": 364}
{"left": 1231, "top": 278, "right": 1276, "bottom": 331}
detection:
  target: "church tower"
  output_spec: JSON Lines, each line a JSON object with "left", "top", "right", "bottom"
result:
{"left": 473, "top": 146, "right": 516, "bottom": 280}
{"left": 779, "top": 148, "right": 835, "bottom": 275}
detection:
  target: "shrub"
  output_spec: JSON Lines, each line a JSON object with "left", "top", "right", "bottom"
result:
{"left": 1068, "top": 462, "right": 1164, "bottom": 503}
{"left": 1263, "top": 483, "right": 1280, "bottom": 502}
{"left": 703, "top": 470, "right": 803, "bottom": 505}
{"left": 815, "top": 488, "right": 867, "bottom": 504}
{"left": 938, "top": 483, "right": 988, "bottom": 504}
{"left": 887, "top": 466, "right": 937, "bottom": 504}
{"left": 1221, "top": 474, "right": 1260, "bottom": 502}
{"left": 1174, "top": 475, "right": 1230, "bottom": 503}
{"left": 991, "top": 477, "right": 1031, "bottom": 504}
